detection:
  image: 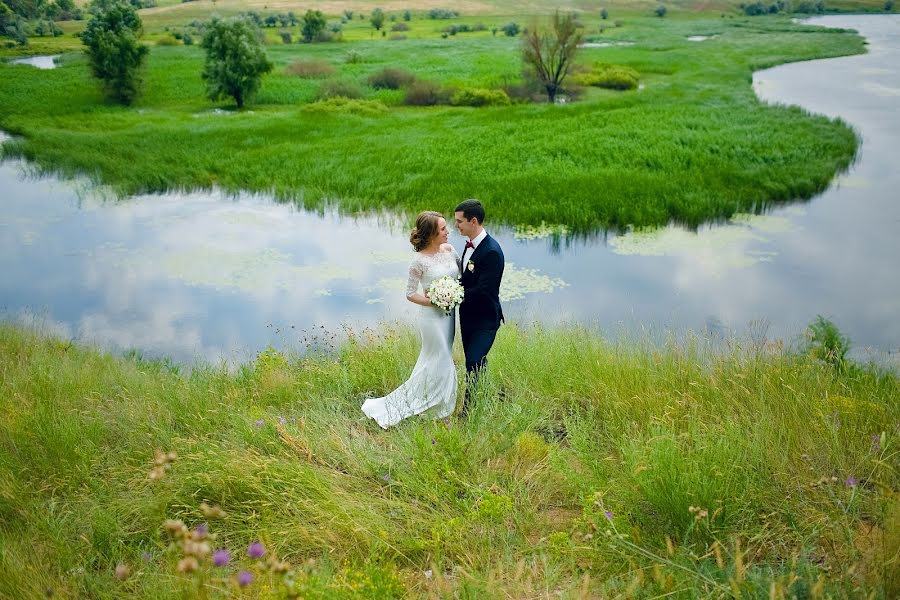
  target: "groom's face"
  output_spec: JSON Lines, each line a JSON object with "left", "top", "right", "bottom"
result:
{"left": 455, "top": 211, "right": 477, "bottom": 239}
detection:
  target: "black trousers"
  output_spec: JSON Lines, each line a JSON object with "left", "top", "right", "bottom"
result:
{"left": 460, "top": 325, "right": 498, "bottom": 414}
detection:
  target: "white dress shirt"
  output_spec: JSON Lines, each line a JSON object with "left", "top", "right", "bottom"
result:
{"left": 462, "top": 229, "right": 487, "bottom": 270}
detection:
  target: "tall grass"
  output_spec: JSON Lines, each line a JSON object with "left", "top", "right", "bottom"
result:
{"left": 0, "top": 15, "right": 865, "bottom": 232}
{"left": 1, "top": 322, "right": 897, "bottom": 597}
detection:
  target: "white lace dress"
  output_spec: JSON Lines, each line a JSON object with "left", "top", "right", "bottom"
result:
{"left": 362, "top": 249, "right": 460, "bottom": 429}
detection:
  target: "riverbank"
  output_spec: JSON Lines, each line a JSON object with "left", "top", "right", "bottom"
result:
{"left": 0, "top": 14, "right": 865, "bottom": 231}
{"left": 1, "top": 322, "right": 897, "bottom": 597}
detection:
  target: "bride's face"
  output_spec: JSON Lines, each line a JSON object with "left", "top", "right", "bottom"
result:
{"left": 435, "top": 218, "right": 449, "bottom": 245}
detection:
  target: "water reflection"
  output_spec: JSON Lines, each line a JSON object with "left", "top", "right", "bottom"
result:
{"left": 7, "top": 55, "right": 60, "bottom": 69}
{"left": 1, "top": 15, "right": 898, "bottom": 366}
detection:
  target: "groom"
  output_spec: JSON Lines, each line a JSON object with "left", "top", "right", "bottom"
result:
{"left": 455, "top": 199, "right": 504, "bottom": 417}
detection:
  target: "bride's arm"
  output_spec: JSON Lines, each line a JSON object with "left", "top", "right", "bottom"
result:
{"left": 406, "top": 258, "right": 433, "bottom": 307}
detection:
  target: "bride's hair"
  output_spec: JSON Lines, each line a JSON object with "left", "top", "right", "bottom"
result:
{"left": 410, "top": 211, "right": 443, "bottom": 252}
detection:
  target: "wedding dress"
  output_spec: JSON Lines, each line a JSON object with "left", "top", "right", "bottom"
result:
{"left": 362, "top": 249, "right": 460, "bottom": 429}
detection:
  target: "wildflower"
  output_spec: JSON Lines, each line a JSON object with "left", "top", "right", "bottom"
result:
{"left": 114, "top": 563, "right": 130, "bottom": 580}
{"left": 255, "top": 419, "right": 265, "bottom": 428}
{"left": 604, "top": 511, "right": 614, "bottom": 520}
{"left": 871, "top": 434, "right": 881, "bottom": 451}
{"left": 177, "top": 557, "right": 199, "bottom": 573}
{"left": 237, "top": 570, "right": 253, "bottom": 587}
{"left": 194, "top": 523, "right": 209, "bottom": 539}
{"left": 424, "top": 569, "right": 433, "bottom": 579}
{"left": 212, "top": 549, "right": 231, "bottom": 567}
{"left": 141, "top": 551, "right": 153, "bottom": 563}
{"left": 381, "top": 473, "right": 391, "bottom": 483}
{"left": 248, "top": 542, "right": 265, "bottom": 559}
{"left": 846, "top": 476, "right": 858, "bottom": 487}
{"left": 200, "top": 502, "right": 227, "bottom": 519}
{"left": 278, "top": 417, "right": 287, "bottom": 425}
{"left": 164, "top": 519, "right": 187, "bottom": 537}
{"left": 268, "top": 557, "right": 290, "bottom": 573}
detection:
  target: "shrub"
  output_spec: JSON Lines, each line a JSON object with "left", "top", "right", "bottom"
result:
{"left": 156, "top": 35, "right": 178, "bottom": 45}
{"left": 428, "top": 8, "right": 458, "bottom": 19}
{"left": 344, "top": 50, "right": 364, "bottom": 64}
{"left": 793, "top": 0, "right": 825, "bottom": 12}
{"left": 450, "top": 87, "right": 511, "bottom": 106}
{"left": 279, "top": 31, "right": 291, "bottom": 44}
{"left": 342, "top": 9, "right": 353, "bottom": 20}
{"left": 370, "top": 7, "right": 385, "bottom": 30}
{"left": 389, "top": 33, "right": 406, "bottom": 41}
{"left": 317, "top": 79, "right": 365, "bottom": 100}
{"left": 403, "top": 9, "right": 411, "bottom": 21}
{"left": 285, "top": 60, "right": 334, "bottom": 78}
{"left": 301, "top": 9, "right": 326, "bottom": 42}
{"left": 654, "top": 5, "right": 667, "bottom": 17}
{"left": 885, "top": 0, "right": 895, "bottom": 10}
{"left": 404, "top": 80, "right": 450, "bottom": 105}
{"left": 613, "top": 19, "right": 624, "bottom": 27}
{"left": 601, "top": 8, "right": 609, "bottom": 19}
{"left": 367, "top": 67, "right": 415, "bottom": 89}
{"left": 803, "top": 316, "right": 851, "bottom": 371}
{"left": 391, "top": 21, "right": 409, "bottom": 31}
{"left": 571, "top": 63, "right": 639, "bottom": 90}
{"left": 182, "top": 33, "right": 193, "bottom": 45}
{"left": 501, "top": 22, "right": 519, "bottom": 36}
{"left": 302, "top": 97, "right": 388, "bottom": 116}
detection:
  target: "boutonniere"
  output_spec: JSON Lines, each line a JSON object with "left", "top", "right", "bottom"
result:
{"left": 466, "top": 260, "right": 475, "bottom": 272}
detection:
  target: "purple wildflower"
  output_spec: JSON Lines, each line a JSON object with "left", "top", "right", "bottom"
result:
{"left": 255, "top": 419, "right": 265, "bottom": 428}
{"left": 381, "top": 473, "right": 391, "bottom": 483}
{"left": 278, "top": 417, "right": 287, "bottom": 425}
{"left": 195, "top": 523, "right": 209, "bottom": 537}
{"left": 247, "top": 542, "right": 265, "bottom": 559}
{"left": 237, "top": 570, "right": 253, "bottom": 587}
{"left": 604, "top": 511, "right": 614, "bottom": 520}
{"left": 212, "top": 549, "right": 230, "bottom": 567}
{"left": 846, "top": 476, "right": 858, "bottom": 487}
{"left": 871, "top": 434, "right": 881, "bottom": 451}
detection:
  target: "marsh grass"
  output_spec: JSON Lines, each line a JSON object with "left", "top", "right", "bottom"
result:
{"left": 0, "top": 15, "right": 865, "bottom": 232}
{"left": 0, "top": 322, "right": 897, "bottom": 597}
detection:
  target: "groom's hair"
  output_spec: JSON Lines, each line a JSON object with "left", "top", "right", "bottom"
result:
{"left": 455, "top": 199, "right": 485, "bottom": 224}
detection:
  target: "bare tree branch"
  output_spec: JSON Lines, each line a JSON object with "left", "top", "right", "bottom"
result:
{"left": 522, "top": 11, "right": 583, "bottom": 103}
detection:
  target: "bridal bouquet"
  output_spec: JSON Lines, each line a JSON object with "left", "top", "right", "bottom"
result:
{"left": 428, "top": 276, "right": 465, "bottom": 315}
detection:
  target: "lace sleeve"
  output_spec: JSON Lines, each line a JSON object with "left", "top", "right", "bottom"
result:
{"left": 406, "top": 257, "right": 424, "bottom": 299}
{"left": 451, "top": 246, "right": 460, "bottom": 270}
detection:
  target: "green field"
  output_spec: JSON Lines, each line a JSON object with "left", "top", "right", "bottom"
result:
{"left": 1, "top": 322, "right": 897, "bottom": 598}
{"left": 0, "top": 7, "right": 872, "bottom": 231}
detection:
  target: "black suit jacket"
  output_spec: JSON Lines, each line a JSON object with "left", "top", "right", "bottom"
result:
{"left": 459, "top": 234, "right": 505, "bottom": 331}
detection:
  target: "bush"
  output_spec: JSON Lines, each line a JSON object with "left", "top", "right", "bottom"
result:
{"left": 613, "top": 19, "right": 624, "bottom": 27}
{"left": 302, "top": 97, "right": 388, "bottom": 116}
{"left": 403, "top": 9, "right": 411, "bottom": 20}
{"left": 803, "top": 316, "right": 851, "bottom": 371}
{"left": 886, "top": 0, "right": 895, "bottom": 11}
{"left": 367, "top": 67, "right": 415, "bottom": 89}
{"left": 285, "top": 60, "right": 335, "bottom": 79}
{"left": 571, "top": 63, "right": 639, "bottom": 90}
{"left": 501, "top": 22, "right": 519, "bottom": 36}
{"left": 404, "top": 80, "right": 450, "bottom": 105}
{"left": 391, "top": 21, "right": 409, "bottom": 31}
{"left": 370, "top": 7, "right": 385, "bottom": 30}
{"left": 654, "top": 5, "right": 667, "bottom": 17}
{"left": 792, "top": 0, "right": 824, "bottom": 12}
{"left": 182, "top": 33, "right": 193, "bottom": 45}
{"left": 342, "top": 9, "right": 353, "bottom": 20}
{"left": 344, "top": 50, "right": 364, "bottom": 64}
{"left": 601, "top": 8, "right": 609, "bottom": 19}
{"left": 428, "top": 8, "right": 458, "bottom": 19}
{"left": 156, "top": 35, "right": 178, "bottom": 45}
{"left": 317, "top": 79, "right": 365, "bottom": 100}
{"left": 279, "top": 31, "right": 291, "bottom": 44}
{"left": 301, "top": 9, "right": 326, "bottom": 42}
{"left": 450, "top": 87, "right": 511, "bottom": 107}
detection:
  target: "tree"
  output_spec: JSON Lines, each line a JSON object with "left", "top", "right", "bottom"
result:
{"left": 80, "top": 0, "right": 149, "bottom": 105}
{"left": 201, "top": 16, "right": 272, "bottom": 108}
{"left": 370, "top": 7, "right": 384, "bottom": 31}
{"left": 301, "top": 8, "right": 325, "bottom": 42}
{"left": 654, "top": 4, "right": 667, "bottom": 17}
{"left": 521, "top": 11, "right": 582, "bottom": 103}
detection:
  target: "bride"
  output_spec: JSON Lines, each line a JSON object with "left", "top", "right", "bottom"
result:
{"left": 362, "top": 211, "right": 460, "bottom": 429}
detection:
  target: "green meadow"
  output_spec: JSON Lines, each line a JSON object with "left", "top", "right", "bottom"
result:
{"left": 0, "top": 5, "right": 873, "bottom": 231}
{"left": 1, "top": 322, "right": 898, "bottom": 598}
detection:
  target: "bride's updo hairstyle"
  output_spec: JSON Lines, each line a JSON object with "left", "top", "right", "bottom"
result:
{"left": 409, "top": 211, "right": 443, "bottom": 252}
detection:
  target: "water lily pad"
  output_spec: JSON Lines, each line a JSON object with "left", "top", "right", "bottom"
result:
{"left": 500, "top": 263, "right": 569, "bottom": 301}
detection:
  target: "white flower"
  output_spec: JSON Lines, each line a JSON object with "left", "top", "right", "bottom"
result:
{"left": 467, "top": 261, "right": 475, "bottom": 272}
{"left": 427, "top": 275, "right": 465, "bottom": 314}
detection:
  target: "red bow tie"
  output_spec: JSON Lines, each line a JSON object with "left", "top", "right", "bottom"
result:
{"left": 465, "top": 240, "right": 475, "bottom": 249}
